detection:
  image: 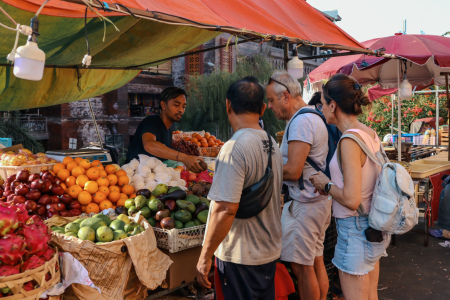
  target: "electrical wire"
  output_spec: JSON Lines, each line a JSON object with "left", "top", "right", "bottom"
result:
{"left": 0, "top": 6, "right": 17, "bottom": 26}
{"left": 0, "top": 21, "right": 16, "bottom": 31}
{"left": 35, "top": 0, "right": 51, "bottom": 17}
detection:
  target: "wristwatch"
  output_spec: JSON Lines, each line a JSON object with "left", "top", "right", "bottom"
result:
{"left": 324, "top": 182, "right": 335, "bottom": 194}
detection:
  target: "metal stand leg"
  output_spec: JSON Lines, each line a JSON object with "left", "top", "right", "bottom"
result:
{"left": 423, "top": 179, "right": 431, "bottom": 247}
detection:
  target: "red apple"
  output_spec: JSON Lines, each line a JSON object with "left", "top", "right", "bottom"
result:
{"left": 42, "top": 180, "right": 52, "bottom": 193}
{"left": 58, "top": 194, "right": 72, "bottom": 205}
{"left": 42, "top": 173, "right": 55, "bottom": 183}
{"left": 69, "top": 201, "right": 81, "bottom": 210}
{"left": 10, "top": 180, "right": 21, "bottom": 190}
{"left": 60, "top": 211, "right": 72, "bottom": 217}
{"left": 46, "top": 211, "right": 60, "bottom": 218}
{"left": 7, "top": 194, "right": 15, "bottom": 202}
{"left": 54, "top": 177, "right": 63, "bottom": 186}
{"left": 38, "top": 195, "right": 51, "bottom": 205}
{"left": 36, "top": 205, "right": 46, "bottom": 216}
{"left": 4, "top": 186, "right": 11, "bottom": 192}
{"left": 69, "top": 209, "right": 81, "bottom": 216}
{"left": 15, "top": 184, "right": 30, "bottom": 196}
{"left": 7, "top": 174, "right": 17, "bottom": 183}
{"left": 25, "top": 190, "right": 41, "bottom": 201}
{"left": 25, "top": 200, "right": 37, "bottom": 212}
{"left": 13, "top": 195, "right": 26, "bottom": 204}
{"left": 30, "top": 179, "right": 44, "bottom": 191}
{"left": 4, "top": 190, "right": 14, "bottom": 197}
{"left": 51, "top": 185, "right": 64, "bottom": 196}
{"left": 56, "top": 203, "right": 66, "bottom": 212}
{"left": 16, "top": 170, "right": 30, "bottom": 182}
{"left": 46, "top": 203, "right": 59, "bottom": 213}
{"left": 50, "top": 195, "right": 59, "bottom": 203}
{"left": 28, "top": 174, "right": 40, "bottom": 182}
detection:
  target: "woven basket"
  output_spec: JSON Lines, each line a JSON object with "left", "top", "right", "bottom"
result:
{"left": 0, "top": 249, "right": 60, "bottom": 300}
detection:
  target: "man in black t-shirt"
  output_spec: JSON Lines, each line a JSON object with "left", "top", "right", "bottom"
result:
{"left": 126, "top": 87, "right": 203, "bottom": 173}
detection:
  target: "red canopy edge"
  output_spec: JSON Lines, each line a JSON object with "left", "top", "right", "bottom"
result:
{"left": 2, "top": 0, "right": 371, "bottom": 53}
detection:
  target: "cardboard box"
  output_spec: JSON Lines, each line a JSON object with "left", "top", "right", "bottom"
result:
{"left": 161, "top": 246, "right": 202, "bottom": 289}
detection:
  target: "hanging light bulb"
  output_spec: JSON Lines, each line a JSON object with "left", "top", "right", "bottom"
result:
{"left": 13, "top": 17, "right": 45, "bottom": 81}
{"left": 287, "top": 48, "right": 304, "bottom": 80}
{"left": 399, "top": 74, "right": 412, "bottom": 100}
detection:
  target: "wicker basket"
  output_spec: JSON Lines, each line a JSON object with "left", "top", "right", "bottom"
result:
{"left": 0, "top": 249, "right": 60, "bottom": 300}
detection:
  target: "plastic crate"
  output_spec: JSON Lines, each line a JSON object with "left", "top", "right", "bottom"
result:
{"left": 172, "top": 131, "right": 205, "bottom": 141}
{"left": 392, "top": 133, "right": 420, "bottom": 143}
{"left": 0, "top": 163, "right": 55, "bottom": 180}
{"left": 153, "top": 224, "right": 206, "bottom": 253}
{"left": 199, "top": 147, "right": 221, "bottom": 157}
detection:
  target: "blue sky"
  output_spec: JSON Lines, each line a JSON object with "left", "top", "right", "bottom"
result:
{"left": 307, "top": 0, "right": 450, "bottom": 42}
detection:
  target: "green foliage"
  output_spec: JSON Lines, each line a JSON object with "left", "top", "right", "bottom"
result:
{"left": 0, "top": 112, "right": 44, "bottom": 153}
{"left": 180, "top": 53, "right": 286, "bottom": 140}
{"left": 358, "top": 91, "right": 448, "bottom": 138}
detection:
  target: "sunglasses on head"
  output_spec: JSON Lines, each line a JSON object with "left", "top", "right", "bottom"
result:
{"left": 269, "top": 77, "right": 291, "bottom": 95}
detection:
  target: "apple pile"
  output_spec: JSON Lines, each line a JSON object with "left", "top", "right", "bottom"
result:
{"left": 1, "top": 170, "right": 82, "bottom": 219}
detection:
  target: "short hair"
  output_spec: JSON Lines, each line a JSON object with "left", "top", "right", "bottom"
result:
{"left": 160, "top": 87, "right": 186, "bottom": 108}
{"left": 270, "top": 70, "right": 302, "bottom": 98}
{"left": 308, "top": 92, "right": 322, "bottom": 106}
{"left": 226, "top": 76, "right": 265, "bottom": 115}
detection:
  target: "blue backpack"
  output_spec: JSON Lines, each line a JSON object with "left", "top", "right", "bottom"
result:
{"left": 285, "top": 107, "right": 342, "bottom": 190}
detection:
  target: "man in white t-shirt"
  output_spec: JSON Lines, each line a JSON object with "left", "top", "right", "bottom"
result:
{"left": 266, "top": 71, "right": 331, "bottom": 300}
{"left": 196, "top": 77, "right": 283, "bottom": 299}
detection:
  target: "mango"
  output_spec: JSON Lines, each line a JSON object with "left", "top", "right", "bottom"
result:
{"left": 78, "top": 227, "right": 95, "bottom": 242}
{"left": 176, "top": 200, "right": 196, "bottom": 213}
{"left": 65, "top": 222, "right": 80, "bottom": 234}
{"left": 110, "top": 219, "right": 126, "bottom": 231}
{"left": 186, "top": 195, "right": 200, "bottom": 205}
{"left": 174, "top": 210, "right": 192, "bottom": 223}
{"left": 113, "top": 230, "right": 128, "bottom": 241}
{"left": 80, "top": 218, "right": 106, "bottom": 231}
{"left": 197, "top": 210, "right": 209, "bottom": 224}
{"left": 116, "top": 214, "right": 131, "bottom": 225}
{"left": 93, "top": 214, "right": 112, "bottom": 226}
{"left": 96, "top": 226, "right": 114, "bottom": 243}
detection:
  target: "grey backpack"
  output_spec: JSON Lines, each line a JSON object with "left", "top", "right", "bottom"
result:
{"left": 337, "top": 134, "right": 418, "bottom": 235}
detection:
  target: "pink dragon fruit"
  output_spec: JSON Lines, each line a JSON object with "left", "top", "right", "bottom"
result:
{"left": 23, "top": 281, "right": 35, "bottom": 291}
{"left": 21, "top": 224, "right": 50, "bottom": 255}
{"left": 0, "top": 265, "right": 20, "bottom": 277}
{"left": 26, "top": 215, "right": 49, "bottom": 236}
{"left": 0, "top": 204, "right": 19, "bottom": 236}
{"left": 22, "top": 255, "right": 45, "bottom": 271}
{"left": 14, "top": 203, "right": 30, "bottom": 224}
{"left": 0, "top": 235, "right": 26, "bottom": 265}
{"left": 36, "top": 247, "right": 55, "bottom": 261}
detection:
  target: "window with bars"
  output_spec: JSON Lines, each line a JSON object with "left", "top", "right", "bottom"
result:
{"left": 128, "top": 93, "right": 161, "bottom": 117}
{"left": 185, "top": 46, "right": 204, "bottom": 77}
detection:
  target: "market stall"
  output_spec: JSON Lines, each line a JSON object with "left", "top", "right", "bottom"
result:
{"left": 0, "top": 0, "right": 387, "bottom": 298}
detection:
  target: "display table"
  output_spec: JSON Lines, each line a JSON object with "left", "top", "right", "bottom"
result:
{"left": 408, "top": 159, "right": 450, "bottom": 246}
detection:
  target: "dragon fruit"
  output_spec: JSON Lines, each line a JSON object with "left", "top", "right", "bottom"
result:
{"left": 0, "top": 235, "right": 26, "bottom": 265}
{"left": 22, "top": 255, "right": 45, "bottom": 271}
{"left": 23, "top": 281, "right": 35, "bottom": 291}
{"left": 21, "top": 224, "right": 50, "bottom": 255}
{"left": 0, "top": 204, "right": 19, "bottom": 236}
{"left": 0, "top": 265, "right": 20, "bottom": 277}
{"left": 26, "top": 215, "right": 49, "bottom": 236}
{"left": 14, "top": 203, "right": 30, "bottom": 224}
{"left": 36, "top": 247, "right": 55, "bottom": 261}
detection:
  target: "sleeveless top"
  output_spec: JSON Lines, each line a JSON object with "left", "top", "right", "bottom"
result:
{"left": 330, "top": 129, "right": 382, "bottom": 219}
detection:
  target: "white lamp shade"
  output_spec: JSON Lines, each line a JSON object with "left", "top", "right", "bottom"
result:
{"left": 399, "top": 77, "right": 412, "bottom": 100}
{"left": 287, "top": 56, "right": 304, "bottom": 79}
{"left": 13, "top": 41, "right": 45, "bottom": 81}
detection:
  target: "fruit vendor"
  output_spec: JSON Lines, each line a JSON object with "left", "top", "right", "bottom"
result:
{"left": 126, "top": 87, "right": 204, "bottom": 173}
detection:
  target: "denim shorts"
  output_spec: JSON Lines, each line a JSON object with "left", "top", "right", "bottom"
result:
{"left": 332, "top": 216, "right": 389, "bottom": 276}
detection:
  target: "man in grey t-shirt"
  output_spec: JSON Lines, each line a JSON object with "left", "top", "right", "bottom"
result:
{"left": 196, "top": 77, "right": 282, "bottom": 300}
{"left": 267, "top": 71, "right": 332, "bottom": 300}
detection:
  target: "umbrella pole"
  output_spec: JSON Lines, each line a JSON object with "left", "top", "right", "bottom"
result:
{"left": 397, "top": 60, "right": 402, "bottom": 161}
{"left": 391, "top": 94, "right": 395, "bottom": 137}
{"left": 436, "top": 85, "right": 439, "bottom": 146}
{"left": 445, "top": 73, "right": 450, "bottom": 161}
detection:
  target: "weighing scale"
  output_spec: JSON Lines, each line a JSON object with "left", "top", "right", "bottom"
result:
{"left": 46, "top": 149, "right": 113, "bottom": 164}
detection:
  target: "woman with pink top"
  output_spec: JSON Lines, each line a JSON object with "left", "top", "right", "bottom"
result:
{"left": 309, "top": 74, "right": 390, "bottom": 300}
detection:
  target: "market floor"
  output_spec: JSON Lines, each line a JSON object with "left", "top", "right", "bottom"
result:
{"left": 378, "top": 231, "right": 450, "bottom": 300}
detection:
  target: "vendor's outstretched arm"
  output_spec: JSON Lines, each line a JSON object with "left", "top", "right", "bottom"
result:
{"left": 196, "top": 201, "right": 239, "bottom": 288}
{"left": 142, "top": 132, "right": 203, "bottom": 173}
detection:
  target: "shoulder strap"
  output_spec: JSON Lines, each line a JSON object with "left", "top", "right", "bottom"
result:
{"left": 336, "top": 133, "right": 385, "bottom": 216}
{"left": 266, "top": 130, "right": 272, "bottom": 169}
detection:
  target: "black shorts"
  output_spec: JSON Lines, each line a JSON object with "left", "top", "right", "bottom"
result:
{"left": 215, "top": 258, "right": 277, "bottom": 300}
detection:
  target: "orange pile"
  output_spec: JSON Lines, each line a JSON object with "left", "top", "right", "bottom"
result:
{"left": 57, "top": 157, "right": 135, "bottom": 214}
{"left": 184, "top": 132, "right": 224, "bottom": 148}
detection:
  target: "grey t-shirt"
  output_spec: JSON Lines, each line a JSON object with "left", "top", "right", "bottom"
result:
{"left": 205, "top": 128, "right": 283, "bottom": 265}
{"left": 281, "top": 106, "right": 329, "bottom": 202}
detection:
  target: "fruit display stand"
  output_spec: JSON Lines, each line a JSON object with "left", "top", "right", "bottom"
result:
{"left": 0, "top": 249, "right": 60, "bottom": 300}
{"left": 45, "top": 214, "right": 171, "bottom": 300}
